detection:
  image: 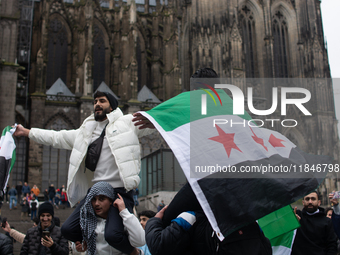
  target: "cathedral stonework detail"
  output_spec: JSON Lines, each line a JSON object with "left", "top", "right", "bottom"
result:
{"left": 0, "top": 0, "right": 338, "bottom": 202}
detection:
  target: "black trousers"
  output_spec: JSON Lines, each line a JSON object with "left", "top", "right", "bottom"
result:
{"left": 61, "top": 187, "right": 135, "bottom": 254}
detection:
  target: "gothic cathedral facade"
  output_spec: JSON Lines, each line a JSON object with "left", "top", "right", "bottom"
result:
{"left": 0, "top": 0, "right": 338, "bottom": 203}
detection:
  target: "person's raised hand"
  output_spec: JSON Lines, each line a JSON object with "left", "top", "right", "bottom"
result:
{"left": 13, "top": 124, "right": 30, "bottom": 137}
{"left": 329, "top": 191, "right": 339, "bottom": 205}
{"left": 132, "top": 112, "right": 155, "bottom": 129}
{"left": 113, "top": 193, "right": 126, "bottom": 212}
{"left": 2, "top": 221, "right": 11, "bottom": 233}
{"left": 294, "top": 207, "right": 301, "bottom": 221}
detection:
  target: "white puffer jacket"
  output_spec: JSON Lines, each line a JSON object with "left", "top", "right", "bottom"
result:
{"left": 29, "top": 108, "right": 154, "bottom": 207}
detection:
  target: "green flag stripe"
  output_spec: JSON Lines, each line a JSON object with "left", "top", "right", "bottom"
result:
{"left": 1, "top": 126, "right": 12, "bottom": 136}
{"left": 146, "top": 90, "right": 252, "bottom": 132}
{"left": 270, "top": 230, "right": 295, "bottom": 248}
{"left": 258, "top": 205, "right": 300, "bottom": 240}
{"left": 10, "top": 149, "right": 16, "bottom": 174}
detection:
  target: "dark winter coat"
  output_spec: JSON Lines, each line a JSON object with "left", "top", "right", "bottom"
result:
{"left": 48, "top": 187, "right": 56, "bottom": 199}
{"left": 0, "top": 232, "right": 13, "bottom": 255}
{"left": 16, "top": 184, "right": 22, "bottom": 196}
{"left": 146, "top": 211, "right": 272, "bottom": 255}
{"left": 21, "top": 199, "right": 30, "bottom": 213}
{"left": 292, "top": 207, "right": 337, "bottom": 255}
{"left": 20, "top": 220, "right": 69, "bottom": 255}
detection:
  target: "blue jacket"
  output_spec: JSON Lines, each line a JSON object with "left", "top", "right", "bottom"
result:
{"left": 8, "top": 188, "right": 17, "bottom": 196}
{"left": 22, "top": 185, "right": 30, "bottom": 195}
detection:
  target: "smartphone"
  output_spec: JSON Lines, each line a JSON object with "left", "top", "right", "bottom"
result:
{"left": 42, "top": 230, "right": 50, "bottom": 240}
{"left": 333, "top": 191, "right": 340, "bottom": 199}
{"left": 1, "top": 217, "right": 7, "bottom": 228}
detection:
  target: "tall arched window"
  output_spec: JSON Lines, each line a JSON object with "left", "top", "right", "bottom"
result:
{"left": 239, "top": 5, "right": 257, "bottom": 77}
{"left": 11, "top": 136, "right": 27, "bottom": 186}
{"left": 93, "top": 24, "right": 106, "bottom": 92}
{"left": 42, "top": 118, "right": 71, "bottom": 192}
{"left": 272, "top": 11, "right": 289, "bottom": 78}
{"left": 46, "top": 18, "right": 68, "bottom": 89}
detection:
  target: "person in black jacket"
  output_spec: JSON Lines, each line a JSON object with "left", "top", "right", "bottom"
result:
{"left": 0, "top": 232, "right": 13, "bottom": 255}
{"left": 20, "top": 202, "right": 69, "bottom": 255}
{"left": 20, "top": 197, "right": 30, "bottom": 221}
{"left": 291, "top": 191, "right": 337, "bottom": 255}
{"left": 146, "top": 206, "right": 272, "bottom": 255}
{"left": 16, "top": 181, "right": 22, "bottom": 201}
{"left": 48, "top": 184, "right": 56, "bottom": 205}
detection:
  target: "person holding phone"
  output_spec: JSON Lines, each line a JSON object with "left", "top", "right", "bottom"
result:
{"left": 20, "top": 202, "right": 69, "bottom": 255}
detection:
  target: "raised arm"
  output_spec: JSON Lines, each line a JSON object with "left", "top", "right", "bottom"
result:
{"left": 114, "top": 194, "right": 146, "bottom": 247}
{"left": 145, "top": 207, "right": 194, "bottom": 255}
{"left": 132, "top": 112, "right": 155, "bottom": 130}
{"left": 13, "top": 124, "right": 30, "bottom": 137}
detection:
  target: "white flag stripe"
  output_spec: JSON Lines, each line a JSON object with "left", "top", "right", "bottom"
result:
{"left": 141, "top": 112, "right": 224, "bottom": 240}
{"left": 0, "top": 131, "right": 16, "bottom": 159}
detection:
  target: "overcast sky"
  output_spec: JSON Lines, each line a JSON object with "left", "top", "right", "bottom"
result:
{"left": 321, "top": 0, "right": 340, "bottom": 78}
{"left": 320, "top": 0, "right": 340, "bottom": 133}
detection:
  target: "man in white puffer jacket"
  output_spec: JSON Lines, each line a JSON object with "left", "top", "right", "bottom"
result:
{"left": 14, "top": 91, "right": 154, "bottom": 254}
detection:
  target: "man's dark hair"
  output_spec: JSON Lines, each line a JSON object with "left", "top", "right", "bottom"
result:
{"left": 305, "top": 191, "right": 320, "bottom": 200}
{"left": 94, "top": 91, "right": 118, "bottom": 111}
{"left": 138, "top": 210, "right": 156, "bottom": 219}
{"left": 191, "top": 68, "right": 219, "bottom": 78}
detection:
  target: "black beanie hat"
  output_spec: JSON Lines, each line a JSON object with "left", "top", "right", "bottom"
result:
{"left": 94, "top": 91, "right": 118, "bottom": 111}
{"left": 38, "top": 202, "right": 54, "bottom": 218}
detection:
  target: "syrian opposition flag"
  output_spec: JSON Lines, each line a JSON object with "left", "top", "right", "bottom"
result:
{"left": 140, "top": 89, "right": 330, "bottom": 241}
{"left": 0, "top": 125, "right": 17, "bottom": 194}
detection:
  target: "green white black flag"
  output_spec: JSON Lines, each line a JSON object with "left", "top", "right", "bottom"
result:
{"left": 0, "top": 125, "right": 16, "bottom": 194}
{"left": 141, "top": 89, "right": 329, "bottom": 241}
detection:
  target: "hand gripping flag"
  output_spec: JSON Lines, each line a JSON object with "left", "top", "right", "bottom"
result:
{"left": 140, "top": 89, "right": 330, "bottom": 241}
{"left": 0, "top": 125, "right": 16, "bottom": 195}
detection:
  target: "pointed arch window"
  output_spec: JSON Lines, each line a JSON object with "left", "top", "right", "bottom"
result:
{"left": 272, "top": 11, "right": 289, "bottom": 78}
{"left": 42, "top": 118, "right": 71, "bottom": 192}
{"left": 46, "top": 18, "right": 68, "bottom": 89}
{"left": 93, "top": 24, "right": 106, "bottom": 92}
{"left": 239, "top": 6, "right": 257, "bottom": 78}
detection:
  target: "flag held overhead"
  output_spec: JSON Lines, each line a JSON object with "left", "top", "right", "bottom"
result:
{"left": 140, "top": 88, "right": 331, "bottom": 241}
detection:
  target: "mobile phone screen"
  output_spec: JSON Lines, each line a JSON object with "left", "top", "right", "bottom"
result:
{"left": 1, "top": 218, "right": 7, "bottom": 228}
{"left": 42, "top": 231, "right": 50, "bottom": 239}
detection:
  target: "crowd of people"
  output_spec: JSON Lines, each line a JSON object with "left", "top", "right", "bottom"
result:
{"left": 0, "top": 68, "right": 338, "bottom": 254}
{"left": 4, "top": 182, "right": 69, "bottom": 222}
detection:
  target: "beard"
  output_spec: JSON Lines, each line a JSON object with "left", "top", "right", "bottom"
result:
{"left": 304, "top": 204, "right": 318, "bottom": 213}
{"left": 94, "top": 106, "right": 111, "bottom": 121}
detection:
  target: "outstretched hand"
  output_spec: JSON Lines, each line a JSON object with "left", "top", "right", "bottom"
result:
{"left": 13, "top": 124, "right": 30, "bottom": 137}
{"left": 132, "top": 112, "right": 155, "bottom": 129}
{"left": 155, "top": 205, "right": 168, "bottom": 219}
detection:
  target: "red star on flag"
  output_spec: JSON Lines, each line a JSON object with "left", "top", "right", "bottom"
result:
{"left": 249, "top": 127, "right": 268, "bottom": 151}
{"left": 209, "top": 125, "right": 242, "bottom": 157}
{"left": 269, "top": 134, "right": 286, "bottom": 147}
